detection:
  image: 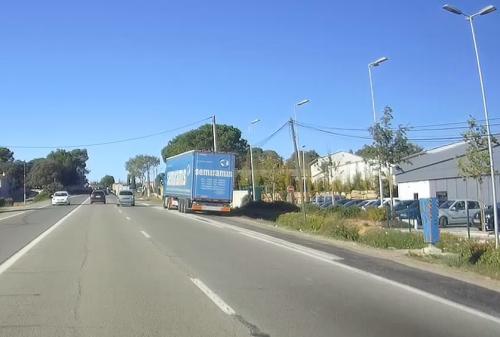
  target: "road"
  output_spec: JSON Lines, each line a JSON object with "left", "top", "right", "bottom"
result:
{"left": 0, "top": 195, "right": 499, "bottom": 336}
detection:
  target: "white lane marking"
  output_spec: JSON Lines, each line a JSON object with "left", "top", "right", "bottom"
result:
{"left": 176, "top": 212, "right": 500, "bottom": 324}
{"left": 0, "top": 203, "right": 52, "bottom": 222}
{"left": 0, "top": 197, "right": 90, "bottom": 276}
{"left": 140, "top": 230, "right": 151, "bottom": 239}
{"left": 142, "top": 203, "right": 150, "bottom": 206}
{"left": 125, "top": 216, "right": 131, "bottom": 221}
{"left": 326, "top": 258, "right": 500, "bottom": 325}
{"left": 238, "top": 231, "right": 343, "bottom": 262}
{"left": 118, "top": 209, "right": 123, "bottom": 214}
{"left": 151, "top": 206, "right": 500, "bottom": 323}
{"left": 190, "top": 278, "right": 235, "bottom": 315}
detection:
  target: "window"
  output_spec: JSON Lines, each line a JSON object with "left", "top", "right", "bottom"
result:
{"left": 119, "top": 191, "right": 133, "bottom": 196}
{"left": 413, "top": 193, "right": 419, "bottom": 200}
{"left": 467, "top": 201, "right": 480, "bottom": 209}
{"left": 454, "top": 201, "right": 465, "bottom": 211}
{"left": 436, "top": 191, "right": 447, "bottom": 204}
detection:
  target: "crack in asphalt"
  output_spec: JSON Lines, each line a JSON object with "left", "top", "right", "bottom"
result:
{"left": 234, "top": 314, "right": 270, "bottom": 337}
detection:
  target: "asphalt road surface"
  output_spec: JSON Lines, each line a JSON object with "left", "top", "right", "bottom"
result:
{"left": 0, "top": 196, "right": 499, "bottom": 336}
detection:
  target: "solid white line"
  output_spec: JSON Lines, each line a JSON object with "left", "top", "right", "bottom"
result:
{"left": 0, "top": 197, "right": 89, "bottom": 276}
{"left": 125, "top": 216, "right": 131, "bottom": 221}
{"left": 187, "top": 215, "right": 500, "bottom": 325}
{"left": 140, "top": 230, "right": 151, "bottom": 239}
{"left": 142, "top": 203, "right": 150, "bottom": 206}
{"left": 190, "top": 278, "right": 235, "bottom": 315}
{"left": 325, "top": 258, "right": 500, "bottom": 325}
{"left": 0, "top": 203, "right": 52, "bottom": 222}
{"left": 150, "top": 204, "right": 500, "bottom": 323}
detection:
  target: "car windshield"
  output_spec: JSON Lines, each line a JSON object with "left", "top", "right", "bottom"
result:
{"left": 439, "top": 200, "right": 454, "bottom": 209}
{"left": 54, "top": 192, "right": 67, "bottom": 197}
{"left": 119, "top": 191, "right": 133, "bottom": 196}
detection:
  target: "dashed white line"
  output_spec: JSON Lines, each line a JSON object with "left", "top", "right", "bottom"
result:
{"left": 118, "top": 209, "right": 123, "bottom": 214}
{"left": 0, "top": 198, "right": 89, "bottom": 276}
{"left": 140, "top": 230, "right": 151, "bottom": 239}
{"left": 125, "top": 216, "right": 131, "bottom": 221}
{"left": 190, "top": 278, "right": 235, "bottom": 315}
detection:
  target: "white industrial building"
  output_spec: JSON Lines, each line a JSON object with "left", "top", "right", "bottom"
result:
{"left": 395, "top": 142, "right": 500, "bottom": 205}
{"left": 310, "top": 151, "right": 384, "bottom": 184}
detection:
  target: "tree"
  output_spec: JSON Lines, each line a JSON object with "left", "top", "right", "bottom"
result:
{"left": 285, "top": 150, "right": 320, "bottom": 172}
{"left": 27, "top": 159, "right": 62, "bottom": 192}
{"left": 125, "top": 155, "right": 160, "bottom": 197}
{"left": 100, "top": 175, "right": 115, "bottom": 188}
{"left": 161, "top": 124, "right": 248, "bottom": 167}
{"left": 458, "top": 117, "right": 496, "bottom": 231}
{"left": 367, "top": 107, "right": 417, "bottom": 209}
{"left": 0, "top": 147, "right": 14, "bottom": 163}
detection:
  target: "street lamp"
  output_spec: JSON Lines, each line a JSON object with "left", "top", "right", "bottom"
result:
{"left": 249, "top": 119, "right": 261, "bottom": 202}
{"left": 443, "top": 4, "right": 499, "bottom": 248}
{"left": 368, "top": 56, "right": 389, "bottom": 205}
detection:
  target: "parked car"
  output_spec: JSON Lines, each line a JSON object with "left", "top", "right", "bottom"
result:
{"left": 90, "top": 190, "right": 106, "bottom": 204}
{"left": 438, "top": 200, "right": 480, "bottom": 227}
{"left": 395, "top": 200, "right": 421, "bottom": 225}
{"left": 51, "top": 191, "right": 70, "bottom": 206}
{"left": 357, "top": 200, "right": 371, "bottom": 208}
{"left": 117, "top": 190, "right": 135, "bottom": 207}
{"left": 342, "top": 199, "right": 362, "bottom": 207}
{"left": 380, "top": 198, "right": 401, "bottom": 208}
{"left": 362, "top": 199, "right": 381, "bottom": 210}
{"left": 473, "top": 203, "right": 497, "bottom": 231}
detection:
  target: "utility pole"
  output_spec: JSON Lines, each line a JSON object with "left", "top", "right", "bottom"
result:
{"left": 23, "top": 161, "right": 26, "bottom": 205}
{"left": 290, "top": 119, "right": 306, "bottom": 224}
{"left": 212, "top": 115, "right": 218, "bottom": 152}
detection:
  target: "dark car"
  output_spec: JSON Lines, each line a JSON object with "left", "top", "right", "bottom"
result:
{"left": 473, "top": 204, "right": 498, "bottom": 231}
{"left": 395, "top": 200, "right": 421, "bottom": 225}
{"left": 90, "top": 190, "right": 106, "bottom": 204}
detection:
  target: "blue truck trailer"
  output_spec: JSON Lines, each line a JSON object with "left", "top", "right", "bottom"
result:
{"left": 162, "top": 150, "right": 236, "bottom": 213}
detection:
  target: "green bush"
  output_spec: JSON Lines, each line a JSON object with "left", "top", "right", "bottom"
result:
{"left": 361, "top": 208, "right": 387, "bottom": 222}
{"left": 359, "top": 228, "right": 426, "bottom": 249}
{"left": 478, "top": 247, "right": 500, "bottom": 276}
{"left": 34, "top": 191, "right": 50, "bottom": 202}
{"left": 233, "top": 201, "right": 299, "bottom": 221}
{"left": 336, "top": 206, "right": 362, "bottom": 218}
{"left": 277, "top": 213, "right": 324, "bottom": 232}
{"left": 321, "top": 218, "right": 360, "bottom": 241}
{"left": 455, "top": 240, "right": 491, "bottom": 264}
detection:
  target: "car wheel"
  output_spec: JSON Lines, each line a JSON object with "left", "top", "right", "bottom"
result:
{"left": 439, "top": 216, "right": 448, "bottom": 228}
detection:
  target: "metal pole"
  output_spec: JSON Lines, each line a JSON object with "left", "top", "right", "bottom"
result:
{"left": 23, "top": 161, "right": 26, "bottom": 205}
{"left": 368, "top": 65, "right": 384, "bottom": 204}
{"left": 250, "top": 143, "right": 256, "bottom": 201}
{"left": 302, "top": 148, "right": 307, "bottom": 202}
{"left": 290, "top": 119, "right": 306, "bottom": 223}
{"left": 469, "top": 17, "right": 499, "bottom": 248}
{"left": 212, "top": 115, "right": 218, "bottom": 152}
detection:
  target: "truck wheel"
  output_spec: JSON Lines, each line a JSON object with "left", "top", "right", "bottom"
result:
{"left": 178, "top": 199, "right": 183, "bottom": 213}
{"left": 163, "top": 197, "right": 168, "bottom": 209}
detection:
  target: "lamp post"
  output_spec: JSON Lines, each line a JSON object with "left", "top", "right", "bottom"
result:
{"left": 249, "top": 119, "right": 261, "bottom": 202}
{"left": 293, "top": 99, "right": 310, "bottom": 205}
{"left": 302, "top": 145, "right": 307, "bottom": 202}
{"left": 368, "top": 56, "right": 389, "bottom": 205}
{"left": 23, "top": 161, "right": 26, "bottom": 205}
{"left": 443, "top": 3, "right": 498, "bottom": 248}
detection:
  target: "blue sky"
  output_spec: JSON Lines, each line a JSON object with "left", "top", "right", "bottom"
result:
{"left": 0, "top": 0, "right": 499, "bottom": 181}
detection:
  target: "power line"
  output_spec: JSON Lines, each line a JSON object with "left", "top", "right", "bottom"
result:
{"left": 253, "top": 121, "right": 289, "bottom": 148}
{"left": 2, "top": 116, "right": 213, "bottom": 149}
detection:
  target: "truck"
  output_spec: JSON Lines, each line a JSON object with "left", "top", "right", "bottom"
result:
{"left": 162, "top": 150, "right": 236, "bottom": 213}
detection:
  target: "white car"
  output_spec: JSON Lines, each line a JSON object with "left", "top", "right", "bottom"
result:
{"left": 438, "top": 199, "right": 481, "bottom": 227}
{"left": 52, "top": 191, "right": 70, "bottom": 206}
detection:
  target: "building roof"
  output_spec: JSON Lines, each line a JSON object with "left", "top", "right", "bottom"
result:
{"left": 395, "top": 141, "right": 500, "bottom": 183}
